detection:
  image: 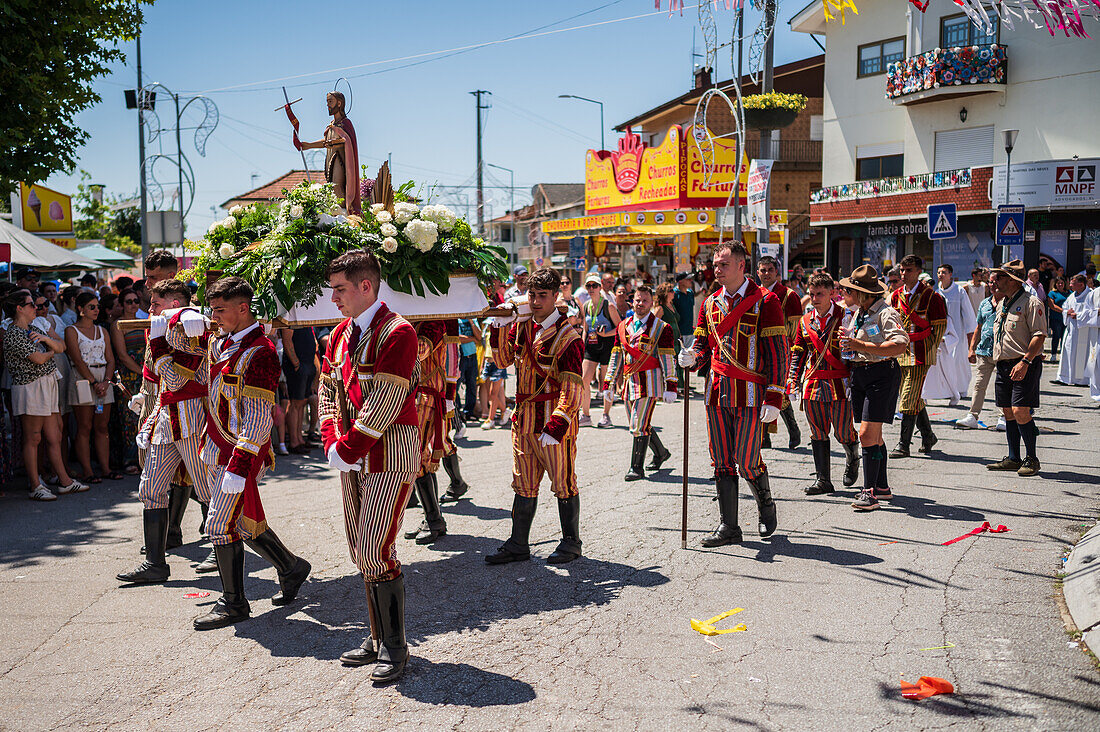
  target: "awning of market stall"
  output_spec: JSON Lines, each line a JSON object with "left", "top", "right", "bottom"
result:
{"left": 75, "top": 243, "right": 135, "bottom": 267}
{"left": 0, "top": 218, "right": 105, "bottom": 269}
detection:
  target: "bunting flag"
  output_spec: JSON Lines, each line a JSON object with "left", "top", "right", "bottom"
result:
{"left": 941, "top": 521, "right": 1010, "bottom": 546}
{"left": 284, "top": 103, "right": 303, "bottom": 152}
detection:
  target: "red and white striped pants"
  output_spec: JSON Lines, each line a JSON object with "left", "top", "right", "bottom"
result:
{"left": 340, "top": 470, "right": 416, "bottom": 582}
{"left": 138, "top": 434, "right": 208, "bottom": 510}
{"left": 803, "top": 398, "right": 858, "bottom": 443}
{"left": 511, "top": 431, "right": 578, "bottom": 499}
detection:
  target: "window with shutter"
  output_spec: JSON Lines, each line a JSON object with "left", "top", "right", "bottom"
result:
{"left": 934, "top": 126, "right": 994, "bottom": 171}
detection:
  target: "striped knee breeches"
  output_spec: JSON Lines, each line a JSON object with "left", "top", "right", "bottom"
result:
{"left": 341, "top": 470, "right": 415, "bottom": 583}
{"left": 705, "top": 404, "right": 766, "bottom": 480}
{"left": 511, "top": 431, "right": 578, "bottom": 499}
{"left": 137, "top": 434, "right": 208, "bottom": 510}
{"left": 803, "top": 398, "right": 858, "bottom": 443}
{"left": 627, "top": 397, "right": 657, "bottom": 437}
{"left": 898, "top": 365, "right": 930, "bottom": 415}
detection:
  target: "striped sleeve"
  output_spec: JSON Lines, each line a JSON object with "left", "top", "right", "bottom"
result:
{"left": 657, "top": 319, "right": 677, "bottom": 392}
{"left": 543, "top": 335, "right": 584, "bottom": 442}
{"left": 226, "top": 347, "right": 278, "bottom": 478}
{"left": 758, "top": 293, "right": 789, "bottom": 408}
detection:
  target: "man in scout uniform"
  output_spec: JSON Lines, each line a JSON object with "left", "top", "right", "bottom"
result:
{"left": 678, "top": 242, "right": 787, "bottom": 547}
{"left": 601, "top": 285, "right": 677, "bottom": 481}
{"left": 757, "top": 256, "right": 803, "bottom": 450}
{"left": 887, "top": 255, "right": 947, "bottom": 458}
{"left": 402, "top": 319, "right": 449, "bottom": 545}
{"left": 787, "top": 272, "right": 861, "bottom": 496}
{"left": 165, "top": 277, "right": 311, "bottom": 631}
{"left": 485, "top": 267, "right": 586, "bottom": 565}
{"left": 986, "top": 260, "right": 1047, "bottom": 477}
{"left": 320, "top": 250, "right": 420, "bottom": 682}
{"left": 117, "top": 279, "right": 209, "bottom": 584}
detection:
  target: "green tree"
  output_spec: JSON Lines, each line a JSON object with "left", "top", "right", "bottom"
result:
{"left": 73, "top": 170, "right": 140, "bottom": 256}
{"left": 0, "top": 1, "right": 152, "bottom": 197}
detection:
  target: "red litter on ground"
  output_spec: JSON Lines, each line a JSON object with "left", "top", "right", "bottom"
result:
{"left": 184, "top": 592, "right": 211, "bottom": 599}
{"left": 942, "top": 521, "right": 1010, "bottom": 546}
{"left": 900, "top": 676, "right": 954, "bottom": 700}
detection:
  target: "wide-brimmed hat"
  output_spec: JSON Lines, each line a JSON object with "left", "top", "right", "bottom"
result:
{"left": 992, "top": 259, "right": 1026, "bottom": 283}
{"left": 839, "top": 264, "right": 886, "bottom": 295}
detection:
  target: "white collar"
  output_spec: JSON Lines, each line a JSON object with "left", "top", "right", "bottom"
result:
{"left": 719, "top": 278, "right": 750, "bottom": 301}
{"left": 763, "top": 281, "right": 777, "bottom": 293}
{"left": 354, "top": 299, "right": 385, "bottom": 333}
{"left": 907, "top": 282, "right": 921, "bottom": 296}
{"left": 632, "top": 312, "right": 649, "bottom": 326}
{"left": 229, "top": 321, "right": 261, "bottom": 344}
{"left": 536, "top": 309, "right": 561, "bottom": 330}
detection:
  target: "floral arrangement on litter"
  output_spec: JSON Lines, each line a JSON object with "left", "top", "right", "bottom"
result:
{"left": 886, "top": 45, "right": 1007, "bottom": 99}
{"left": 180, "top": 181, "right": 508, "bottom": 319}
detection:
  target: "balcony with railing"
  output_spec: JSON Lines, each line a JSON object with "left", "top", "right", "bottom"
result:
{"left": 811, "top": 168, "right": 972, "bottom": 204}
{"left": 744, "top": 138, "right": 822, "bottom": 167}
{"left": 886, "top": 44, "right": 1006, "bottom": 105}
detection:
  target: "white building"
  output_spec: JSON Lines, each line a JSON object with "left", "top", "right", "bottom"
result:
{"left": 792, "top": 3, "right": 1100, "bottom": 276}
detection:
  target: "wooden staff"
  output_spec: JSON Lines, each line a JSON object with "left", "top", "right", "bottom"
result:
{"left": 680, "top": 335, "right": 695, "bottom": 550}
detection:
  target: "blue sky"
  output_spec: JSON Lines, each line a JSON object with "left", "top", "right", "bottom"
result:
{"left": 46, "top": 1, "right": 820, "bottom": 234}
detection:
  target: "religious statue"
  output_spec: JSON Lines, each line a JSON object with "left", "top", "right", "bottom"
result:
{"left": 298, "top": 92, "right": 361, "bottom": 215}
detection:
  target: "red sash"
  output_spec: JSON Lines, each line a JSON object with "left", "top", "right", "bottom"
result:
{"left": 711, "top": 359, "right": 766, "bottom": 384}
{"left": 897, "top": 291, "right": 932, "bottom": 341}
{"left": 708, "top": 289, "right": 766, "bottom": 383}
{"left": 802, "top": 312, "right": 848, "bottom": 380}
{"left": 617, "top": 318, "right": 660, "bottom": 375}
{"left": 159, "top": 380, "right": 207, "bottom": 405}
{"left": 711, "top": 289, "right": 763, "bottom": 340}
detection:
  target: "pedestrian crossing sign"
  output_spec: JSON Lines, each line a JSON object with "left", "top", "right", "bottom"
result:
{"left": 1000, "top": 217, "right": 1019, "bottom": 237}
{"left": 996, "top": 205, "right": 1024, "bottom": 247}
{"left": 927, "top": 203, "right": 957, "bottom": 240}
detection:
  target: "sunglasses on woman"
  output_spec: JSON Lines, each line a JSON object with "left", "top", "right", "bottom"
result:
{"left": 123, "top": 298, "right": 139, "bottom": 305}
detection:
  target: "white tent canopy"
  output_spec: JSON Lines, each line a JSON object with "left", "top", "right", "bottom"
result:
{"left": 0, "top": 218, "right": 103, "bottom": 270}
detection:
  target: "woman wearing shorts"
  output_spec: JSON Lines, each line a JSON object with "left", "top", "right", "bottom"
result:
{"left": 480, "top": 317, "right": 508, "bottom": 428}
{"left": 281, "top": 326, "right": 318, "bottom": 454}
{"left": 837, "top": 266, "right": 909, "bottom": 513}
{"left": 3, "top": 289, "right": 88, "bottom": 500}
{"left": 580, "top": 273, "right": 620, "bottom": 428}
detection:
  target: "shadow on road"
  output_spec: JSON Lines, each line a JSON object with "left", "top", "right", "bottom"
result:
{"left": 392, "top": 659, "right": 537, "bottom": 707}
{"left": 740, "top": 535, "right": 885, "bottom": 567}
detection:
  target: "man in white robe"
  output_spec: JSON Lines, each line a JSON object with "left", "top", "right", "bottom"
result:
{"left": 1055, "top": 275, "right": 1092, "bottom": 386}
{"left": 1079, "top": 284, "right": 1100, "bottom": 402}
{"left": 924, "top": 264, "right": 977, "bottom": 403}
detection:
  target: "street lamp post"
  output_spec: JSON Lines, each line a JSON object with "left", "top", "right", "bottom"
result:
{"left": 558, "top": 94, "right": 605, "bottom": 150}
{"left": 1002, "top": 128, "right": 1019, "bottom": 262}
{"left": 487, "top": 163, "right": 515, "bottom": 264}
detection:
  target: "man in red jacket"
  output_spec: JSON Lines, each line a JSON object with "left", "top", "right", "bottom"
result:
{"left": 678, "top": 242, "right": 788, "bottom": 547}
{"left": 320, "top": 250, "right": 420, "bottom": 683}
{"left": 757, "top": 256, "right": 803, "bottom": 449}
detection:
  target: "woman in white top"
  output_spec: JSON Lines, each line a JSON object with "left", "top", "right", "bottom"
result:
{"left": 65, "top": 291, "right": 117, "bottom": 483}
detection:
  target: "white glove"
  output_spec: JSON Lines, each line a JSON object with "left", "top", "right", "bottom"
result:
{"left": 601, "top": 389, "right": 615, "bottom": 403}
{"left": 220, "top": 471, "right": 246, "bottom": 495}
{"left": 444, "top": 400, "right": 455, "bottom": 415}
{"left": 759, "top": 404, "right": 780, "bottom": 423}
{"left": 127, "top": 394, "right": 144, "bottom": 415}
{"left": 179, "top": 308, "right": 209, "bottom": 337}
{"left": 663, "top": 390, "right": 678, "bottom": 404}
{"left": 327, "top": 444, "right": 360, "bottom": 472}
{"left": 148, "top": 314, "right": 169, "bottom": 339}
{"left": 538, "top": 432, "right": 560, "bottom": 447}
{"left": 135, "top": 429, "right": 149, "bottom": 451}
{"left": 677, "top": 348, "right": 697, "bottom": 368}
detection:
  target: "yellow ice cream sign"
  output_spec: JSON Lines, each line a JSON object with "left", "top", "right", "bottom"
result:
{"left": 20, "top": 182, "right": 73, "bottom": 234}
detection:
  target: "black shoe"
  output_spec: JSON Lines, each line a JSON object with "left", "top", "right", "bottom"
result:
{"left": 193, "top": 542, "right": 250, "bottom": 630}
{"left": 701, "top": 475, "right": 742, "bottom": 547}
{"left": 624, "top": 435, "right": 648, "bottom": 481}
{"left": 404, "top": 520, "right": 428, "bottom": 540}
{"left": 439, "top": 453, "right": 469, "bottom": 502}
{"left": 889, "top": 414, "right": 916, "bottom": 458}
{"left": 486, "top": 495, "right": 537, "bottom": 564}
{"left": 646, "top": 431, "right": 672, "bottom": 471}
{"left": 987, "top": 456, "right": 1023, "bottom": 471}
{"left": 761, "top": 431, "right": 772, "bottom": 449}
{"left": 842, "top": 442, "right": 861, "bottom": 488}
{"left": 804, "top": 440, "right": 834, "bottom": 495}
{"left": 194, "top": 547, "right": 218, "bottom": 573}
{"left": 247, "top": 528, "right": 310, "bottom": 605}
{"left": 744, "top": 472, "right": 777, "bottom": 538}
{"left": 1017, "top": 457, "right": 1041, "bottom": 476}
{"left": 412, "top": 474, "right": 446, "bottom": 545}
{"left": 165, "top": 483, "right": 190, "bottom": 549}
{"left": 117, "top": 508, "right": 171, "bottom": 583}
{"left": 340, "top": 638, "right": 378, "bottom": 667}
{"left": 916, "top": 408, "right": 938, "bottom": 453}
{"left": 781, "top": 404, "right": 801, "bottom": 449}
{"left": 370, "top": 575, "right": 408, "bottom": 683}
{"left": 547, "top": 496, "right": 582, "bottom": 564}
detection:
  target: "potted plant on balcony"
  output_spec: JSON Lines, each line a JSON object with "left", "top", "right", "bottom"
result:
{"left": 741, "top": 92, "right": 808, "bottom": 130}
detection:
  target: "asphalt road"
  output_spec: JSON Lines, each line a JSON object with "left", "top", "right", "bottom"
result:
{"left": 1, "top": 380, "right": 1098, "bottom": 730}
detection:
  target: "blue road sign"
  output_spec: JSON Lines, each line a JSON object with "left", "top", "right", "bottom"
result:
{"left": 568, "top": 236, "right": 586, "bottom": 260}
{"left": 574, "top": 257, "right": 586, "bottom": 272}
{"left": 927, "top": 203, "right": 958, "bottom": 240}
{"left": 996, "top": 205, "right": 1024, "bottom": 248}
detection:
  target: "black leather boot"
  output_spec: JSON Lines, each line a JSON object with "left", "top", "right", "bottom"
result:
{"left": 624, "top": 435, "right": 649, "bottom": 481}
{"left": 341, "top": 578, "right": 381, "bottom": 666}
{"left": 370, "top": 574, "right": 408, "bottom": 683}
{"left": 780, "top": 404, "right": 801, "bottom": 449}
{"left": 246, "top": 529, "right": 311, "bottom": 606}
{"left": 547, "top": 496, "right": 582, "bottom": 564}
{"left": 117, "top": 508, "right": 171, "bottom": 583}
{"left": 804, "top": 440, "right": 834, "bottom": 495}
{"left": 701, "top": 475, "right": 742, "bottom": 547}
{"left": 165, "top": 483, "right": 190, "bottom": 549}
{"left": 890, "top": 414, "right": 916, "bottom": 458}
{"left": 194, "top": 546, "right": 218, "bottom": 573}
{"left": 439, "top": 452, "right": 469, "bottom": 503}
{"left": 842, "top": 441, "right": 861, "bottom": 487}
{"left": 412, "top": 474, "right": 446, "bottom": 545}
{"left": 646, "top": 430, "right": 672, "bottom": 470}
{"left": 744, "top": 471, "right": 778, "bottom": 538}
{"left": 916, "top": 407, "right": 938, "bottom": 453}
{"left": 761, "top": 430, "right": 772, "bottom": 449}
{"left": 193, "top": 542, "right": 250, "bottom": 630}
{"left": 198, "top": 499, "right": 209, "bottom": 538}
{"left": 486, "top": 495, "right": 538, "bottom": 564}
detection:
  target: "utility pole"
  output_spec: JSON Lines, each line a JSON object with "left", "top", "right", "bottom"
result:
{"left": 136, "top": 24, "right": 149, "bottom": 271}
{"left": 470, "top": 90, "right": 491, "bottom": 236}
{"left": 755, "top": 0, "right": 777, "bottom": 272}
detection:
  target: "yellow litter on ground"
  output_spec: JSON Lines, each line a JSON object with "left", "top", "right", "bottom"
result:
{"left": 690, "top": 608, "right": 748, "bottom": 636}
